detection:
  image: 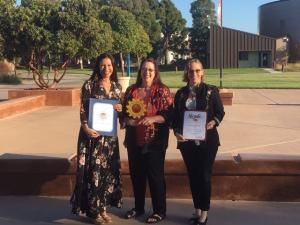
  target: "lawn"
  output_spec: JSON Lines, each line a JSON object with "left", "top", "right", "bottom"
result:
{"left": 15, "top": 67, "right": 300, "bottom": 89}
{"left": 129, "top": 68, "right": 300, "bottom": 89}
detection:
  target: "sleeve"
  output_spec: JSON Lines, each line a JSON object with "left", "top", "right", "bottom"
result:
{"left": 156, "top": 86, "right": 173, "bottom": 126}
{"left": 212, "top": 87, "right": 225, "bottom": 126}
{"left": 115, "top": 82, "right": 124, "bottom": 126}
{"left": 172, "top": 90, "right": 183, "bottom": 134}
{"left": 79, "top": 81, "right": 91, "bottom": 125}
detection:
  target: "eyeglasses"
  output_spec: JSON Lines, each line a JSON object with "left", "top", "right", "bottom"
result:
{"left": 189, "top": 69, "right": 203, "bottom": 73}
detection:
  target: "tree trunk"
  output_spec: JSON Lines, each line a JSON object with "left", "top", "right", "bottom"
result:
{"left": 29, "top": 50, "right": 69, "bottom": 89}
{"left": 158, "top": 36, "right": 169, "bottom": 65}
{"left": 79, "top": 57, "right": 83, "bottom": 69}
{"left": 120, "top": 53, "right": 125, "bottom": 77}
{"left": 137, "top": 56, "right": 141, "bottom": 70}
{"left": 13, "top": 58, "right": 17, "bottom": 77}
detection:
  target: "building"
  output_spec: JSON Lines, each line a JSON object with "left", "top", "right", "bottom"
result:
{"left": 259, "top": 0, "right": 300, "bottom": 62}
{"left": 209, "top": 24, "right": 276, "bottom": 68}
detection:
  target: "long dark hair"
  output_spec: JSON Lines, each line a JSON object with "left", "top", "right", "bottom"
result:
{"left": 135, "top": 58, "right": 163, "bottom": 87}
{"left": 90, "top": 53, "right": 118, "bottom": 82}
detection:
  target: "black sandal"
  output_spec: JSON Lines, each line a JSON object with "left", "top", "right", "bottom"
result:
{"left": 193, "top": 217, "right": 208, "bottom": 225}
{"left": 188, "top": 216, "right": 200, "bottom": 224}
{"left": 124, "top": 208, "right": 145, "bottom": 219}
{"left": 146, "top": 213, "right": 165, "bottom": 224}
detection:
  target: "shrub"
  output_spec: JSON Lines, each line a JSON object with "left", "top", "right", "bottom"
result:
{"left": 0, "top": 74, "right": 22, "bottom": 84}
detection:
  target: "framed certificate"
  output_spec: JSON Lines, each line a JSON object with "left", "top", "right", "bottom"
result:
{"left": 182, "top": 110, "right": 207, "bottom": 140}
{"left": 88, "top": 98, "right": 118, "bottom": 137}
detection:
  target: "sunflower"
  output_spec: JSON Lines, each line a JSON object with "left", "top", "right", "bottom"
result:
{"left": 126, "top": 98, "right": 146, "bottom": 119}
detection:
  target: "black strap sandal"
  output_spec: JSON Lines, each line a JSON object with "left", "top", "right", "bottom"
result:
{"left": 188, "top": 216, "right": 200, "bottom": 224}
{"left": 124, "top": 208, "right": 145, "bottom": 219}
{"left": 194, "top": 217, "right": 208, "bottom": 225}
{"left": 146, "top": 213, "right": 165, "bottom": 224}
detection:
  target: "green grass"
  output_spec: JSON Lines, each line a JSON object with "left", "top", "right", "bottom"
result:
{"left": 16, "top": 67, "right": 300, "bottom": 89}
{"left": 159, "top": 71, "right": 300, "bottom": 89}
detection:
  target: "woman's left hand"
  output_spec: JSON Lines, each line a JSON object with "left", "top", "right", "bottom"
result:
{"left": 207, "top": 120, "right": 216, "bottom": 130}
{"left": 114, "top": 103, "right": 122, "bottom": 112}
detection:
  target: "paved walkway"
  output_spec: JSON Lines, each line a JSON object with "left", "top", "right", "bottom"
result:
{"left": 1, "top": 78, "right": 300, "bottom": 224}
{"left": 0, "top": 197, "right": 299, "bottom": 225}
{"left": 1, "top": 86, "right": 300, "bottom": 159}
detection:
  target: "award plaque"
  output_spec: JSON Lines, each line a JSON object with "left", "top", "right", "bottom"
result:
{"left": 126, "top": 98, "right": 146, "bottom": 119}
{"left": 88, "top": 98, "right": 118, "bottom": 137}
{"left": 182, "top": 110, "right": 207, "bottom": 140}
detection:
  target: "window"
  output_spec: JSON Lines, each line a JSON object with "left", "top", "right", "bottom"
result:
{"left": 239, "top": 52, "right": 248, "bottom": 61}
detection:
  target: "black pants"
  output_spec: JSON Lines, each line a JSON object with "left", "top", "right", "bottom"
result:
{"left": 180, "top": 142, "right": 218, "bottom": 211}
{"left": 127, "top": 146, "right": 166, "bottom": 215}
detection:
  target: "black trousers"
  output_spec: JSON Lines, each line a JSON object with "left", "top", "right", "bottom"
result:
{"left": 127, "top": 146, "right": 166, "bottom": 215}
{"left": 179, "top": 142, "right": 218, "bottom": 211}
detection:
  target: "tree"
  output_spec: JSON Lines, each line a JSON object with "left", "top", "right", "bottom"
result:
{"left": 190, "top": 0, "right": 216, "bottom": 66}
{"left": 156, "top": 0, "right": 187, "bottom": 64}
{"left": 59, "top": 0, "right": 112, "bottom": 68}
{"left": 17, "top": 0, "right": 69, "bottom": 88}
{"left": 0, "top": 0, "right": 21, "bottom": 71}
{"left": 14, "top": 0, "right": 112, "bottom": 88}
{"left": 95, "top": 0, "right": 161, "bottom": 58}
{"left": 132, "top": 24, "right": 153, "bottom": 67}
{"left": 99, "top": 6, "right": 150, "bottom": 76}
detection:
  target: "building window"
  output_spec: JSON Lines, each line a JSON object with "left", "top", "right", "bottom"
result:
{"left": 239, "top": 52, "right": 248, "bottom": 60}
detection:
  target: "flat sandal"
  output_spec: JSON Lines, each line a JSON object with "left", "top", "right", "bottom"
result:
{"left": 124, "top": 208, "right": 145, "bottom": 219}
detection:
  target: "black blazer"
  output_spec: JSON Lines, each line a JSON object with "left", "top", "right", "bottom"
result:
{"left": 173, "top": 82, "right": 225, "bottom": 149}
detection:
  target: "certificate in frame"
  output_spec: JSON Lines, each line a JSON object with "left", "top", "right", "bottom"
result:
{"left": 182, "top": 110, "right": 207, "bottom": 141}
{"left": 88, "top": 98, "right": 118, "bottom": 137}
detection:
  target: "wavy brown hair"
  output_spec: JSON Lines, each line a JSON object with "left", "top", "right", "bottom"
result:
{"left": 135, "top": 58, "right": 163, "bottom": 87}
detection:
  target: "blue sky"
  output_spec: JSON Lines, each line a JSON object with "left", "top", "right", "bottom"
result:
{"left": 172, "top": 0, "right": 274, "bottom": 34}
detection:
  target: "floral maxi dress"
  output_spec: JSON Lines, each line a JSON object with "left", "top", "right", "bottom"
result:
{"left": 70, "top": 78, "right": 122, "bottom": 218}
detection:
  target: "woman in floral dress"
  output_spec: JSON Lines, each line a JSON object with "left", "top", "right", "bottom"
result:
{"left": 173, "top": 58, "right": 225, "bottom": 225}
{"left": 71, "top": 53, "right": 122, "bottom": 225}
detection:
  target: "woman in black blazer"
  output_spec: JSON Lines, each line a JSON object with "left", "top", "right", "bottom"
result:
{"left": 173, "top": 58, "right": 225, "bottom": 225}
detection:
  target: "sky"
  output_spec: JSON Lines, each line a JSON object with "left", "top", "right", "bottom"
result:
{"left": 172, "top": 0, "right": 274, "bottom": 34}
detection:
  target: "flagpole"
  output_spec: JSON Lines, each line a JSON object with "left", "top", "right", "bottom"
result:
{"left": 218, "top": 0, "right": 223, "bottom": 88}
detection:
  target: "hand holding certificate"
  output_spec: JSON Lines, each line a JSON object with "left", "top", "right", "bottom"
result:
{"left": 182, "top": 111, "right": 207, "bottom": 140}
{"left": 88, "top": 98, "right": 118, "bottom": 137}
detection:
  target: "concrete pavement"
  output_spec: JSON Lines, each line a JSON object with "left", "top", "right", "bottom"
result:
{"left": 0, "top": 88, "right": 300, "bottom": 159}
{"left": 1, "top": 78, "right": 300, "bottom": 224}
{"left": 0, "top": 197, "right": 299, "bottom": 225}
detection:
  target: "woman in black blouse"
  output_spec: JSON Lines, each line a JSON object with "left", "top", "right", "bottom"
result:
{"left": 173, "top": 58, "right": 225, "bottom": 225}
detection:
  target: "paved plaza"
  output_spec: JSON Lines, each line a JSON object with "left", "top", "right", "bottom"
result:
{"left": 0, "top": 197, "right": 299, "bottom": 225}
{"left": 1, "top": 84, "right": 300, "bottom": 159}
{"left": 0, "top": 76, "right": 300, "bottom": 224}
